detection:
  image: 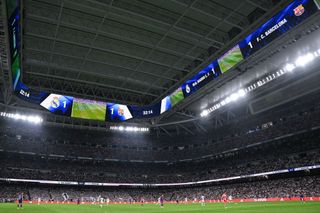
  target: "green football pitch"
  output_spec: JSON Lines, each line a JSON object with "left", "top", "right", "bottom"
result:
{"left": 1, "top": 202, "right": 320, "bottom": 213}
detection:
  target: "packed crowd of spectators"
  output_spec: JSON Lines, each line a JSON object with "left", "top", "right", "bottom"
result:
{"left": 1, "top": 176, "right": 319, "bottom": 203}
{"left": 1, "top": 128, "right": 319, "bottom": 183}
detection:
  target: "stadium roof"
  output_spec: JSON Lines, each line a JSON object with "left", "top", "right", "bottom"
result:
{"left": 1, "top": 0, "right": 320, "bottom": 134}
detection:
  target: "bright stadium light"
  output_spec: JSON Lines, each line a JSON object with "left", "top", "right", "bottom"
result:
{"left": 110, "top": 126, "right": 149, "bottom": 132}
{"left": 200, "top": 110, "right": 209, "bottom": 117}
{"left": 0, "top": 112, "right": 43, "bottom": 124}
{"left": 230, "top": 93, "right": 239, "bottom": 102}
{"left": 238, "top": 89, "right": 246, "bottom": 97}
{"left": 284, "top": 63, "right": 295, "bottom": 72}
{"left": 295, "top": 53, "right": 315, "bottom": 67}
{"left": 225, "top": 97, "right": 231, "bottom": 104}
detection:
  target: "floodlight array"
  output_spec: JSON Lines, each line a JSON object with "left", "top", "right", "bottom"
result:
{"left": 110, "top": 126, "right": 149, "bottom": 132}
{"left": 0, "top": 112, "right": 43, "bottom": 124}
{"left": 201, "top": 50, "right": 320, "bottom": 117}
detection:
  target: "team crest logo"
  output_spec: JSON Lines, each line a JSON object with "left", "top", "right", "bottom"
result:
{"left": 294, "top": 4, "right": 305, "bottom": 16}
{"left": 50, "top": 97, "right": 60, "bottom": 108}
{"left": 185, "top": 84, "right": 190, "bottom": 94}
{"left": 118, "top": 107, "right": 124, "bottom": 116}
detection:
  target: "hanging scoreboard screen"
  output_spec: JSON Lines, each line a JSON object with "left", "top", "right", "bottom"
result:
{"left": 239, "top": 0, "right": 319, "bottom": 59}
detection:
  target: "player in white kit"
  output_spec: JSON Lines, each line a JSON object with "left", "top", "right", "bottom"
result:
{"left": 106, "top": 198, "right": 110, "bottom": 205}
{"left": 201, "top": 195, "right": 205, "bottom": 206}
{"left": 99, "top": 195, "right": 104, "bottom": 208}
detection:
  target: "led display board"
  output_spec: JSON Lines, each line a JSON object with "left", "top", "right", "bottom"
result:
{"left": 40, "top": 94, "right": 73, "bottom": 116}
{"left": 106, "top": 103, "right": 133, "bottom": 122}
{"left": 71, "top": 98, "right": 106, "bottom": 121}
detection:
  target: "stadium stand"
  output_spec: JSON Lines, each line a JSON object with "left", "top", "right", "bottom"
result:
{"left": 1, "top": 0, "right": 320, "bottom": 212}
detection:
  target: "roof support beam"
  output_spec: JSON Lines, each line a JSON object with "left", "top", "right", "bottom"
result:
{"left": 25, "top": 47, "right": 178, "bottom": 82}
{"left": 47, "top": 1, "right": 64, "bottom": 74}
{"left": 82, "top": 0, "right": 224, "bottom": 46}
{"left": 25, "top": 70, "right": 159, "bottom": 97}
{"left": 172, "top": 0, "right": 244, "bottom": 30}
{"left": 178, "top": 123, "right": 195, "bottom": 135}
{"left": 77, "top": 1, "right": 112, "bottom": 78}
{"left": 246, "top": 0, "right": 271, "bottom": 12}
{"left": 120, "top": 0, "right": 198, "bottom": 89}
{"left": 25, "top": 59, "right": 163, "bottom": 93}
{"left": 25, "top": 13, "right": 204, "bottom": 62}
{"left": 25, "top": 32, "right": 190, "bottom": 73}
{"left": 159, "top": 127, "right": 173, "bottom": 137}
{"left": 32, "top": 0, "right": 217, "bottom": 48}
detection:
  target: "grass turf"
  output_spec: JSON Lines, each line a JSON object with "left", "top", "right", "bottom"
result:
{"left": 1, "top": 202, "right": 319, "bottom": 213}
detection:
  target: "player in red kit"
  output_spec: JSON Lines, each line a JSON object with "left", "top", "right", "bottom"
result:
{"left": 221, "top": 193, "right": 228, "bottom": 208}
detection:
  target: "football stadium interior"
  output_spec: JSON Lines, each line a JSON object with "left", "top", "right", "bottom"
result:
{"left": 0, "top": 0, "right": 320, "bottom": 212}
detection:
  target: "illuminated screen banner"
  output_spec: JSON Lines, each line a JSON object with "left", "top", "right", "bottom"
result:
{"left": 160, "top": 87, "right": 185, "bottom": 114}
{"left": 239, "top": 0, "right": 319, "bottom": 59}
{"left": 14, "top": 81, "right": 48, "bottom": 103}
{"left": 160, "top": 96, "right": 171, "bottom": 114}
{"left": 40, "top": 94, "right": 73, "bottom": 116}
{"left": 71, "top": 98, "right": 106, "bottom": 121}
{"left": 7, "top": 3, "right": 19, "bottom": 62}
{"left": 182, "top": 61, "right": 221, "bottom": 97}
{"left": 129, "top": 103, "right": 161, "bottom": 118}
{"left": 11, "top": 56, "right": 20, "bottom": 91}
{"left": 106, "top": 103, "right": 133, "bottom": 121}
